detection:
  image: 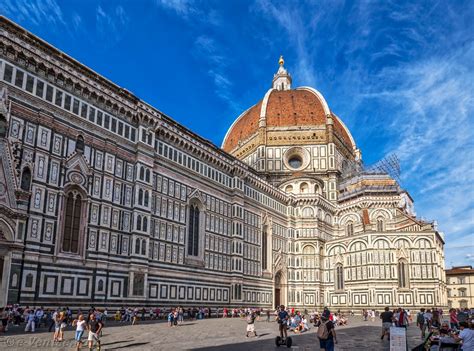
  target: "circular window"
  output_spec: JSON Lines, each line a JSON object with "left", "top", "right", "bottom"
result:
{"left": 288, "top": 155, "right": 302, "bottom": 169}
{"left": 283, "top": 147, "right": 310, "bottom": 171}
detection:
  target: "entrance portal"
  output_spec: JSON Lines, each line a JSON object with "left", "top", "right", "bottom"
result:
{"left": 274, "top": 271, "right": 282, "bottom": 308}
{"left": 275, "top": 288, "right": 281, "bottom": 307}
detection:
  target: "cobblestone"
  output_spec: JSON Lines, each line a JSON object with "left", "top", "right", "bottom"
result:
{"left": 0, "top": 317, "right": 425, "bottom": 350}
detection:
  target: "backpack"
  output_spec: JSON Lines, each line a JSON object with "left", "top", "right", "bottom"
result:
{"left": 416, "top": 312, "right": 424, "bottom": 325}
{"left": 317, "top": 321, "right": 329, "bottom": 340}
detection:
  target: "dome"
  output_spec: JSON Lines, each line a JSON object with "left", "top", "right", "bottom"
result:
{"left": 222, "top": 60, "right": 356, "bottom": 156}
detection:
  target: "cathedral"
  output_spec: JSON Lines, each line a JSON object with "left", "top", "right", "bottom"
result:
{"left": 0, "top": 16, "right": 447, "bottom": 310}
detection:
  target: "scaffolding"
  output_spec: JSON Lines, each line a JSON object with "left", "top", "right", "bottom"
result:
{"left": 341, "top": 153, "right": 401, "bottom": 183}
{"left": 365, "top": 153, "right": 401, "bottom": 183}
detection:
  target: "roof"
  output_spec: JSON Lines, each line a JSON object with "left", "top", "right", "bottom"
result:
{"left": 222, "top": 87, "right": 355, "bottom": 153}
{"left": 446, "top": 266, "right": 474, "bottom": 275}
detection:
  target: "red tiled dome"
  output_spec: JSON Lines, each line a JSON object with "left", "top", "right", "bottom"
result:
{"left": 222, "top": 87, "right": 354, "bottom": 152}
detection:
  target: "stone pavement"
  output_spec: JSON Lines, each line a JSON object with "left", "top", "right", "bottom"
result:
{"left": 0, "top": 317, "right": 424, "bottom": 350}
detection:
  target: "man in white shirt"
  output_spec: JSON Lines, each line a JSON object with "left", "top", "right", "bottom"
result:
{"left": 35, "top": 307, "right": 44, "bottom": 328}
{"left": 24, "top": 310, "right": 35, "bottom": 332}
{"left": 455, "top": 322, "right": 474, "bottom": 351}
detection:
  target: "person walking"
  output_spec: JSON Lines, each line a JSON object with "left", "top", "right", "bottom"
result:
{"left": 87, "top": 313, "right": 103, "bottom": 351}
{"left": 317, "top": 315, "right": 337, "bottom": 351}
{"left": 380, "top": 307, "right": 394, "bottom": 340}
{"left": 246, "top": 311, "right": 257, "bottom": 337}
{"left": 72, "top": 314, "right": 86, "bottom": 350}
{"left": 0, "top": 307, "right": 10, "bottom": 332}
{"left": 58, "top": 311, "right": 67, "bottom": 341}
{"left": 416, "top": 308, "right": 427, "bottom": 339}
{"left": 396, "top": 308, "right": 409, "bottom": 328}
{"left": 52, "top": 308, "right": 61, "bottom": 341}
{"left": 24, "top": 310, "right": 35, "bottom": 332}
{"left": 450, "top": 308, "right": 459, "bottom": 330}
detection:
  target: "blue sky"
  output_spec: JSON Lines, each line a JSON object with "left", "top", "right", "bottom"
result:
{"left": 2, "top": 0, "right": 473, "bottom": 266}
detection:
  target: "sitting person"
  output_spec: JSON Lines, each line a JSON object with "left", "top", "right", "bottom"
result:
{"left": 439, "top": 322, "right": 451, "bottom": 335}
{"left": 294, "top": 315, "right": 307, "bottom": 334}
{"left": 300, "top": 315, "right": 309, "bottom": 332}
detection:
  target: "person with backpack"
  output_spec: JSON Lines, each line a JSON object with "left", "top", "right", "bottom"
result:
{"left": 417, "top": 308, "right": 427, "bottom": 338}
{"left": 246, "top": 311, "right": 257, "bottom": 337}
{"left": 317, "top": 315, "right": 337, "bottom": 351}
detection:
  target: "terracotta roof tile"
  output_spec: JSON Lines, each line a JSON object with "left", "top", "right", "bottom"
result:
{"left": 223, "top": 101, "right": 262, "bottom": 152}
{"left": 265, "top": 90, "right": 326, "bottom": 127}
{"left": 222, "top": 89, "right": 354, "bottom": 153}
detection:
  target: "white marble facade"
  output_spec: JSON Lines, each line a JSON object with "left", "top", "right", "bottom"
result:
{"left": 0, "top": 17, "right": 446, "bottom": 310}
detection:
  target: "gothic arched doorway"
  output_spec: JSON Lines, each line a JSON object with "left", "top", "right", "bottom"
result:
{"left": 0, "top": 218, "right": 18, "bottom": 307}
{"left": 274, "top": 270, "right": 284, "bottom": 308}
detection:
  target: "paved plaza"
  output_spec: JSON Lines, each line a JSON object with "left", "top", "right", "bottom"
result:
{"left": 0, "top": 316, "right": 424, "bottom": 350}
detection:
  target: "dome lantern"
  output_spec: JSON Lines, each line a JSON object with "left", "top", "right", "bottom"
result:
{"left": 272, "top": 55, "right": 292, "bottom": 91}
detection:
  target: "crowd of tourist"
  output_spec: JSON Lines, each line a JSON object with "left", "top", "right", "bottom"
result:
{"left": 0, "top": 304, "right": 472, "bottom": 350}
{"left": 0, "top": 305, "right": 104, "bottom": 350}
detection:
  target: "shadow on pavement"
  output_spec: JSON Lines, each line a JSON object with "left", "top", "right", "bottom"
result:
{"left": 194, "top": 325, "right": 417, "bottom": 351}
{"left": 111, "top": 342, "right": 150, "bottom": 349}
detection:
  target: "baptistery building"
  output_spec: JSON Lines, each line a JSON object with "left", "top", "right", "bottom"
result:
{"left": 0, "top": 16, "right": 447, "bottom": 310}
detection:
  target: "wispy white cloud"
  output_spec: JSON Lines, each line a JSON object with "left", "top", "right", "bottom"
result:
{"left": 96, "top": 5, "right": 130, "bottom": 44}
{"left": 250, "top": 0, "right": 473, "bottom": 266}
{"left": 193, "top": 35, "right": 241, "bottom": 112}
{"left": 1, "top": 0, "right": 65, "bottom": 26}
{"left": 335, "top": 3, "right": 474, "bottom": 266}
{"left": 155, "top": 0, "right": 197, "bottom": 17}
{"left": 253, "top": 0, "right": 317, "bottom": 87}
{"left": 72, "top": 12, "right": 82, "bottom": 31}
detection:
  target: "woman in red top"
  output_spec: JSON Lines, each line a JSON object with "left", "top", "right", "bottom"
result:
{"left": 449, "top": 308, "right": 459, "bottom": 329}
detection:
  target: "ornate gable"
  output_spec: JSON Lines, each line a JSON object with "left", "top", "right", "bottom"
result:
{"left": 65, "top": 152, "right": 91, "bottom": 189}
{"left": 188, "top": 188, "right": 206, "bottom": 204}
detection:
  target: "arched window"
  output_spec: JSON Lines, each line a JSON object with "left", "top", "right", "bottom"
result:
{"left": 98, "top": 280, "right": 104, "bottom": 292}
{"left": 142, "top": 217, "right": 148, "bottom": 232}
{"left": 302, "top": 207, "right": 314, "bottom": 218}
{"left": 0, "top": 116, "right": 6, "bottom": 138}
{"left": 300, "top": 182, "right": 309, "bottom": 193}
{"left": 141, "top": 239, "right": 146, "bottom": 255}
{"left": 136, "top": 215, "right": 142, "bottom": 231}
{"left": 133, "top": 273, "right": 145, "bottom": 295}
{"left": 377, "top": 217, "right": 384, "bottom": 232}
{"left": 25, "top": 273, "right": 33, "bottom": 288}
{"left": 20, "top": 168, "right": 32, "bottom": 191}
{"left": 139, "top": 167, "right": 144, "bottom": 180}
{"left": 145, "top": 169, "right": 150, "bottom": 183}
{"left": 135, "top": 238, "right": 140, "bottom": 254}
{"left": 75, "top": 135, "right": 84, "bottom": 153}
{"left": 285, "top": 185, "right": 293, "bottom": 193}
{"left": 315, "top": 184, "right": 321, "bottom": 194}
{"left": 325, "top": 214, "right": 332, "bottom": 224}
{"left": 398, "top": 259, "right": 409, "bottom": 288}
{"left": 138, "top": 189, "right": 143, "bottom": 205}
{"left": 335, "top": 264, "right": 344, "bottom": 290}
{"left": 187, "top": 204, "right": 200, "bottom": 256}
{"left": 262, "top": 225, "right": 268, "bottom": 270}
{"left": 62, "top": 192, "right": 82, "bottom": 253}
{"left": 346, "top": 222, "right": 354, "bottom": 236}
{"left": 144, "top": 191, "right": 149, "bottom": 207}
